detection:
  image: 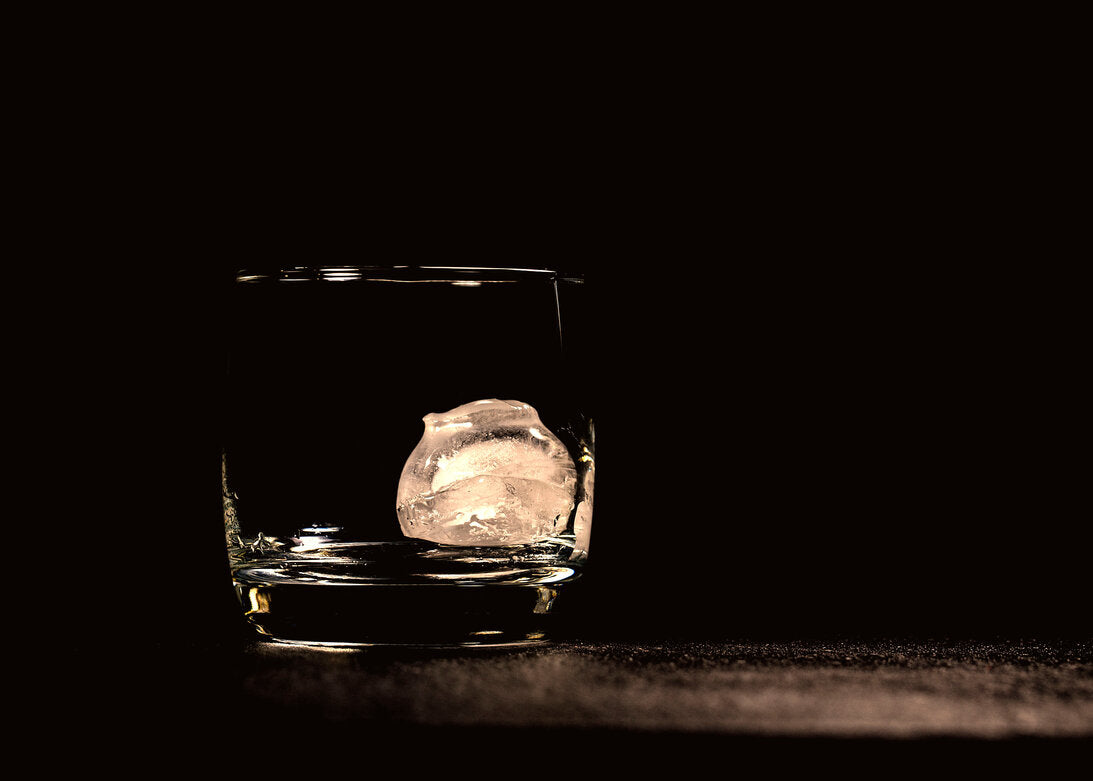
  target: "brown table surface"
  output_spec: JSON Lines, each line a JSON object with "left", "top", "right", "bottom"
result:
{"left": 62, "top": 632, "right": 1091, "bottom": 769}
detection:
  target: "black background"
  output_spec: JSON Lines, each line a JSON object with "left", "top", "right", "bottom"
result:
{"left": 15, "top": 29, "right": 1086, "bottom": 775}
{"left": 20, "top": 29, "right": 1087, "bottom": 774}
{"left": 46, "top": 62, "right": 1086, "bottom": 650}
{"left": 74, "top": 224, "right": 1085, "bottom": 651}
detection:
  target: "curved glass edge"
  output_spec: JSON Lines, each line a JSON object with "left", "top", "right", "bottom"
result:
{"left": 235, "top": 266, "right": 584, "bottom": 284}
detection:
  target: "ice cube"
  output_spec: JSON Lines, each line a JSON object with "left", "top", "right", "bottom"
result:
{"left": 396, "top": 399, "right": 576, "bottom": 545}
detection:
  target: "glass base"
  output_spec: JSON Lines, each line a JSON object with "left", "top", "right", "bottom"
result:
{"left": 235, "top": 581, "right": 564, "bottom": 647}
{"left": 229, "top": 540, "right": 581, "bottom": 647}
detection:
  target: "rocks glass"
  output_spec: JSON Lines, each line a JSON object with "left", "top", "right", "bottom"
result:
{"left": 221, "top": 266, "right": 594, "bottom": 646}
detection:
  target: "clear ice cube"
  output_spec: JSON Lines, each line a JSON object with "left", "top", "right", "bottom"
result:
{"left": 396, "top": 399, "right": 576, "bottom": 546}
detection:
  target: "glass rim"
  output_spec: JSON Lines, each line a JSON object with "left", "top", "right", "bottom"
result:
{"left": 234, "top": 266, "right": 582, "bottom": 284}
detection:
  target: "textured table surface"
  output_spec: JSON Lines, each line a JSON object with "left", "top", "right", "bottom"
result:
{"left": 224, "top": 638, "right": 1091, "bottom": 738}
{"left": 72, "top": 634, "right": 1091, "bottom": 767}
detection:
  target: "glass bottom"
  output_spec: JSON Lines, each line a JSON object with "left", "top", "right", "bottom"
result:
{"left": 235, "top": 580, "right": 564, "bottom": 647}
{"left": 228, "top": 541, "right": 581, "bottom": 646}
{"left": 228, "top": 540, "right": 582, "bottom": 647}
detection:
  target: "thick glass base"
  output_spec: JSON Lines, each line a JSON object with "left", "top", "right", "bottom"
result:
{"left": 235, "top": 581, "right": 562, "bottom": 647}
{"left": 229, "top": 540, "right": 582, "bottom": 647}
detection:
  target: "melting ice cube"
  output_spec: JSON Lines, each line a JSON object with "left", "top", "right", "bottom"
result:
{"left": 396, "top": 399, "right": 576, "bottom": 545}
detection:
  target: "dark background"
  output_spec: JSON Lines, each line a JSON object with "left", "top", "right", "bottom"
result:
{"left": 21, "top": 28, "right": 1085, "bottom": 771}
{"left": 79, "top": 237, "right": 1084, "bottom": 651}
{"left": 47, "top": 52, "right": 1085, "bottom": 649}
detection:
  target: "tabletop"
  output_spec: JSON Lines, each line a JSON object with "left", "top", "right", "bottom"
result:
{"left": 60, "top": 627, "right": 1091, "bottom": 769}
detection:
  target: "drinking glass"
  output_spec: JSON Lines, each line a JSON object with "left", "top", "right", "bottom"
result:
{"left": 220, "top": 266, "right": 594, "bottom": 646}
